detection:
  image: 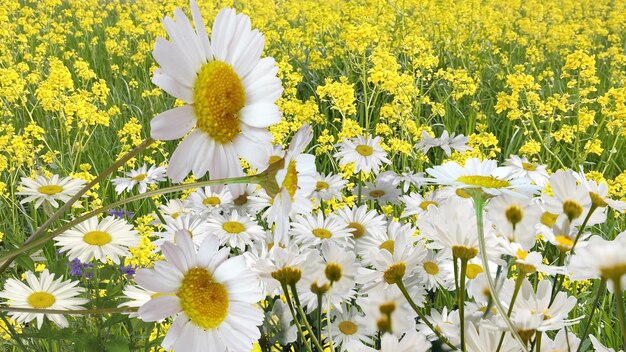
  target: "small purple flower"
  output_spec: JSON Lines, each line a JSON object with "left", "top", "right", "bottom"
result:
{"left": 120, "top": 264, "right": 136, "bottom": 276}
{"left": 67, "top": 259, "right": 83, "bottom": 276}
{"left": 108, "top": 208, "right": 135, "bottom": 219}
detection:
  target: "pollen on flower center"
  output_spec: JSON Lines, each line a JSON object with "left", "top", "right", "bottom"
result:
{"left": 555, "top": 235, "right": 574, "bottom": 249}
{"left": 379, "top": 240, "right": 395, "bottom": 254}
{"left": 338, "top": 320, "right": 358, "bottom": 335}
{"left": 522, "top": 162, "right": 537, "bottom": 171}
{"left": 83, "top": 231, "right": 112, "bottom": 246}
{"left": 419, "top": 201, "right": 438, "bottom": 210}
{"left": 355, "top": 144, "right": 374, "bottom": 156}
{"left": 193, "top": 61, "right": 245, "bottom": 144}
{"left": 131, "top": 173, "right": 147, "bottom": 182}
{"left": 312, "top": 228, "right": 332, "bottom": 239}
{"left": 424, "top": 261, "right": 439, "bottom": 275}
{"left": 28, "top": 291, "right": 55, "bottom": 308}
{"left": 456, "top": 175, "right": 510, "bottom": 188}
{"left": 223, "top": 221, "right": 245, "bottom": 234}
{"left": 562, "top": 200, "right": 583, "bottom": 220}
{"left": 369, "top": 189, "right": 385, "bottom": 198}
{"left": 178, "top": 267, "right": 229, "bottom": 329}
{"left": 203, "top": 196, "right": 221, "bottom": 206}
{"left": 466, "top": 263, "right": 483, "bottom": 279}
{"left": 315, "top": 181, "right": 329, "bottom": 191}
{"left": 38, "top": 185, "right": 63, "bottom": 195}
{"left": 505, "top": 205, "right": 524, "bottom": 225}
{"left": 325, "top": 262, "right": 343, "bottom": 282}
{"left": 347, "top": 222, "right": 365, "bottom": 239}
{"left": 282, "top": 160, "right": 299, "bottom": 200}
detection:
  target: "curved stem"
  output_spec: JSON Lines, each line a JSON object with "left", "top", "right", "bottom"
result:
{"left": 290, "top": 284, "right": 324, "bottom": 352}
{"left": 0, "top": 174, "right": 260, "bottom": 267}
{"left": 576, "top": 279, "right": 606, "bottom": 352}
{"left": 280, "top": 282, "right": 312, "bottom": 352}
{"left": 1, "top": 306, "right": 137, "bottom": 314}
{"left": 496, "top": 272, "right": 525, "bottom": 352}
{"left": 396, "top": 280, "right": 458, "bottom": 351}
{"left": 459, "top": 258, "right": 468, "bottom": 352}
{"left": 472, "top": 195, "right": 528, "bottom": 351}
{"left": 613, "top": 278, "right": 626, "bottom": 349}
{"left": 1, "top": 138, "right": 155, "bottom": 273}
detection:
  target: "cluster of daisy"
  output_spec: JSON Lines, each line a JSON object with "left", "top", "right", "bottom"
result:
{"left": 4, "top": 1, "right": 626, "bottom": 352}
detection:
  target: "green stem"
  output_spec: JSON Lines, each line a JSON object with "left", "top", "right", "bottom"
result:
{"left": 472, "top": 194, "right": 528, "bottom": 351}
{"left": 396, "top": 280, "right": 458, "bottom": 351}
{"left": 534, "top": 331, "right": 542, "bottom": 352}
{"left": 280, "top": 282, "right": 312, "bottom": 352}
{"left": 357, "top": 171, "right": 363, "bottom": 206}
{"left": 0, "top": 174, "right": 260, "bottom": 267}
{"left": 496, "top": 272, "right": 525, "bottom": 352}
{"left": 459, "top": 258, "right": 468, "bottom": 352}
{"left": 290, "top": 284, "right": 324, "bottom": 352}
{"left": 1, "top": 307, "right": 137, "bottom": 314}
{"left": 569, "top": 204, "right": 597, "bottom": 255}
{"left": 577, "top": 279, "right": 605, "bottom": 352}
{"left": 0, "top": 314, "right": 28, "bottom": 352}
{"left": 316, "top": 293, "right": 322, "bottom": 345}
{"left": 613, "top": 278, "right": 626, "bottom": 349}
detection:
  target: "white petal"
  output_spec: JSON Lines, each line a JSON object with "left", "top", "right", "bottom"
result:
{"left": 138, "top": 296, "right": 180, "bottom": 321}
{"left": 152, "top": 71, "right": 193, "bottom": 103}
{"left": 239, "top": 103, "right": 281, "bottom": 128}
{"left": 168, "top": 130, "right": 204, "bottom": 183}
{"left": 150, "top": 105, "right": 196, "bottom": 141}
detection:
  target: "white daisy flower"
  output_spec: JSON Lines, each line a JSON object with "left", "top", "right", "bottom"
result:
{"left": 151, "top": 199, "right": 188, "bottom": 225}
{"left": 330, "top": 304, "right": 374, "bottom": 351}
{"left": 415, "top": 249, "right": 454, "bottom": 290}
{"left": 541, "top": 170, "right": 606, "bottom": 225}
{"left": 262, "top": 124, "right": 317, "bottom": 245}
{"left": 357, "top": 221, "right": 420, "bottom": 264}
{"left": 416, "top": 306, "right": 460, "bottom": 344}
{"left": 206, "top": 210, "right": 265, "bottom": 251}
{"left": 0, "top": 269, "right": 89, "bottom": 328}
{"left": 335, "top": 134, "right": 390, "bottom": 175}
{"left": 502, "top": 155, "right": 549, "bottom": 187}
{"left": 54, "top": 216, "right": 139, "bottom": 265}
{"left": 291, "top": 212, "right": 353, "bottom": 249}
{"left": 152, "top": 213, "right": 211, "bottom": 250}
{"left": 353, "top": 331, "right": 431, "bottom": 352}
{"left": 135, "top": 231, "right": 263, "bottom": 352}
{"left": 426, "top": 158, "right": 539, "bottom": 197}
{"left": 465, "top": 322, "right": 518, "bottom": 352}
{"left": 17, "top": 174, "right": 86, "bottom": 209}
{"left": 311, "top": 172, "right": 347, "bottom": 206}
{"left": 231, "top": 184, "right": 266, "bottom": 215}
{"left": 575, "top": 168, "right": 626, "bottom": 212}
{"left": 357, "top": 285, "right": 416, "bottom": 337}
{"left": 264, "top": 300, "right": 297, "bottom": 345}
{"left": 185, "top": 186, "right": 233, "bottom": 214}
{"left": 150, "top": 2, "right": 282, "bottom": 184}
{"left": 401, "top": 190, "right": 443, "bottom": 218}
{"left": 416, "top": 130, "right": 472, "bottom": 156}
{"left": 539, "top": 329, "right": 580, "bottom": 352}
{"left": 362, "top": 180, "right": 401, "bottom": 205}
{"left": 486, "top": 193, "right": 542, "bottom": 250}
{"left": 251, "top": 244, "right": 312, "bottom": 296}
{"left": 336, "top": 205, "right": 387, "bottom": 252}
{"left": 568, "top": 231, "right": 626, "bottom": 292}
{"left": 111, "top": 164, "right": 166, "bottom": 194}
{"left": 118, "top": 285, "right": 162, "bottom": 319}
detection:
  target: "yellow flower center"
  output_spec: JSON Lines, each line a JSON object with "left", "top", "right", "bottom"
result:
{"left": 516, "top": 249, "right": 528, "bottom": 260}
{"left": 355, "top": 144, "right": 374, "bottom": 156}
{"left": 555, "top": 235, "right": 573, "bottom": 249}
{"left": 452, "top": 245, "right": 478, "bottom": 260}
{"left": 131, "top": 173, "right": 147, "bottom": 182}
{"left": 456, "top": 175, "right": 510, "bottom": 189}
{"left": 233, "top": 193, "right": 248, "bottom": 206}
{"left": 505, "top": 205, "right": 524, "bottom": 226}
{"left": 222, "top": 221, "right": 245, "bottom": 234}
{"left": 369, "top": 189, "right": 386, "bottom": 198}
{"left": 203, "top": 196, "right": 221, "bottom": 207}
{"left": 456, "top": 189, "right": 471, "bottom": 198}
{"left": 522, "top": 162, "right": 537, "bottom": 171}
{"left": 466, "top": 263, "right": 484, "bottom": 279}
{"left": 338, "top": 320, "right": 358, "bottom": 335}
{"left": 347, "top": 222, "right": 365, "bottom": 239}
{"left": 193, "top": 61, "right": 245, "bottom": 144}
{"left": 268, "top": 155, "right": 283, "bottom": 164}
{"left": 28, "top": 291, "right": 55, "bottom": 308}
{"left": 540, "top": 211, "right": 558, "bottom": 227}
{"left": 315, "top": 181, "right": 329, "bottom": 191}
{"left": 150, "top": 292, "right": 176, "bottom": 299}
{"left": 600, "top": 264, "right": 626, "bottom": 281}
{"left": 562, "top": 200, "right": 583, "bottom": 221}
{"left": 178, "top": 268, "right": 229, "bottom": 329}
{"left": 38, "top": 185, "right": 63, "bottom": 195}
{"left": 419, "top": 201, "right": 438, "bottom": 210}
{"left": 83, "top": 231, "right": 112, "bottom": 246}
{"left": 312, "top": 228, "right": 332, "bottom": 239}
{"left": 379, "top": 239, "right": 395, "bottom": 254}
{"left": 325, "top": 262, "right": 343, "bottom": 282}
{"left": 423, "top": 261, "right": 439, "bottom": 275}
{"left": 282, "top": 160, "right": 298, "bottom": 200}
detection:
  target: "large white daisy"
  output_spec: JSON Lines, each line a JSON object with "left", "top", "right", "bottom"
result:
{"left": 0, "top": 269, "right": 89, "bottom": 329}
{"left": 54, "top": 216, "right": 139, "bottom": 265}
{"left": 17, "top": 174, "right": 86, "bottom": 209}
{"left": 150, "top": 2, "right": 282, "bottom": 183}
{"left": 135, "top": 231, "right": 263, "bottom": 352}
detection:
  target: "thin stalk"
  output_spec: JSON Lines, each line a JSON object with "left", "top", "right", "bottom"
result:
{"left": 1, "top": 314, "right": 28, "bottom": 352}
{"left": 0, "top": 174, "right": 260, "bottom": 266}
{"left": 0, "top": 307, "right": 137, "bottom": 314}
{"left": 570, "top": 205, "right": 597, "bottom": 255}
{"left": 327, "top": 298, "right": 336, "bottom": 352}
{"left": 576, "top": 279, "right": 606, "bottom": 352}
{"left": 280, "top": 282, "right": 312, "bottom": 352}
{"left": 357, "top": 171, "right": 363, "bottom": 206}
{"left": 316, "top": 293, "right": 322, "bottom": 344}
{"left": 459, "top": 258, "right": 468, "bottom": 352}
{"left": 290, "top": 284, "right": 324, "bottom": 352}
{"left": 534, "top": 331, "right": 542, "bottom": 352}
{"left": 396, "top": 280, "right": 458, "bottom": 351}
{"left": 496, "top": 273, "right": 526, "bottom": 352}
{"left": 613, "top": 278, "right": 626, "bottom": 349}
{"left": 472, "top": 195, "right": 528, "bottom": 351}
{"left": 0, "top": 138, "right": 155, "bottom": 273}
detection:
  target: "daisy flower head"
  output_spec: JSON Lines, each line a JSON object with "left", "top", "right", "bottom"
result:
{"left": 135, "top": 231, "right": 263, "bottom": 352}
{"left": 151, "top": 199, "right": 188, "bottom": 225}
{"left": 291, "top": 212, "right": 353, "bottom": 249}
{"left": 465, "top": 322, "right": 518, "bottom": 352}
{"left": 111, "top": 164, "right": 166, "bottom": 194}
{"left": 0, "top": 269, "right": 88, "bottom": 328}
{"left": 330, "top": 304, "right": 374, "bottom": 351}
{"left": 152, "top": 213, "right": 211, "bottom": 250}
{"left": 401, "top": 190, "right": 443, "bottom": 218}
{"left": 362, "top": 180, "right": 401, "bottom": 205}
{"left": 311, "top": 172, "right": 348, "bottom": 206}
{"left": 357, "top": 285, "right": 416, "bottom": 337}
{"left": 17, "top": 174, "right": 86, "bottom": 209}
{"left": 251, "top": 244, "right": 311, "bottom": 295}
{"left": 118, "top": 285, "right": 158, "bottom": 319}
{"left": 486, "top": 193, "right": 542, "bottom": 250}
{"left": 185, "top": 186, "right": 233, "bottom": 214}
{"left": 415, "top": 249, "right": 454, "bottom": 290}
{"left": 539, "top": 329, "right": 580, "bottom": 352}
{"left": 55, "top": 216, "right": 139, "bottom": 265}
{"left": 575, "top": 168, "right": 626, "bottom": 212}
{"left": 426, "top": 158, "right": 539, "bottom": 198}
{"left": 150, "top": 2, "right": 282, "bottom": 184}
{"left": 568, "top": 231, "right": 626, "bottom": 292}
{"left": 206, "top": 210, "right": 265, "bottom": 251}
{"left": 335, "top": 134, "right": 390, "bottom": 175}
{"left": 336, "top": 205, "right": 387, "bottom": 250}
{"left": 263, "top": 124, "right": 317, "bottom": 245}
{"left": 541, "top": 169, "right": 605, "bottom": 225}
{"left": 417, "top": 306, "right": 460, "bottom": 343}
{"left": 416, "top": 130, "right": 472, "bottom": 156}
{"left": 502, "top": 155, "right": 549, "bottom": 187}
